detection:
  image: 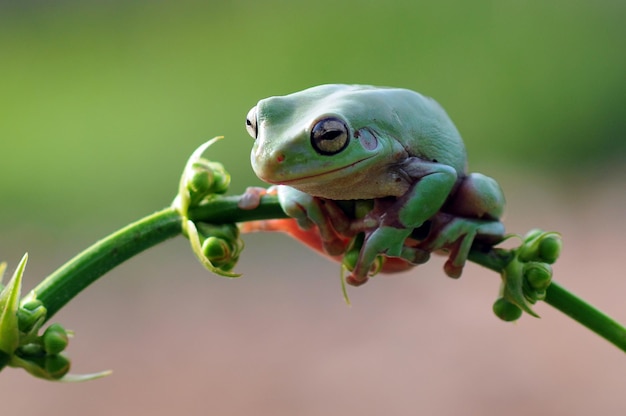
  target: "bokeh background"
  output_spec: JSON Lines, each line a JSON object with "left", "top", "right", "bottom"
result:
{"left": 1, "top": 1, "right": 625, "bottom": 415}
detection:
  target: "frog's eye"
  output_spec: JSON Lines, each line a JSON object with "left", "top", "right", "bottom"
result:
{"left": 245, "top": 106, "right": 258, "bottom": 139}
{"left": 310, "top": 117, "right": 349, "bottom": 155}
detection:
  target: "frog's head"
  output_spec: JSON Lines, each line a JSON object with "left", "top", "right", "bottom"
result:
{"left": 245, "top": 84, "right": 411, "bottom": 200}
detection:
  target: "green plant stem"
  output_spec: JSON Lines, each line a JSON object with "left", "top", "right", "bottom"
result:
{"left": 31, "top": 195, "right": 287, "bottom": 321}
{"left": 469, "top": 249, "right": 626, "bottom": 351}
{"left": 24, "top": 194, "right": 626, "bottom": 353}
{"left": 546, "top": 283, "right": 626, "bottom": 351}
{"left": 33, "top": 208, "right": 182, "bottom": 320}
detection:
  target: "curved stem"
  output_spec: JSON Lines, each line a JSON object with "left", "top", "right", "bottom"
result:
{"left": 187, "top": 195, "right": 288, "bottom": 223}
{"left": 33, "top": 208, "right": 183, "bottom": 320}
{"left": 30, "top": 195, "right": 287, "bottom": 322}
{"left": 469, "top": 248, "right": 626, "bottom": 352}
{"left": 546, "top": 283, "right": 626, "bottom": 351}
{"left": 25, "top": 194, "right": 626, "bottom": 353}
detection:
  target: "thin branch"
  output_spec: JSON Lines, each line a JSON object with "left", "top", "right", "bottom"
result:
{"left": 20, "top": 194, "right": 626, "bottom": 353}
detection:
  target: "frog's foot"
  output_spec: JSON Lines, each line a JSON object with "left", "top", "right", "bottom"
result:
{"left": 238, "top": 186, "right": 276, "bottom": 210}
{"left": 345, "top": 226, "right": 414, "bottom": 286}
{"left": 276, "top": 187, "right": 352, "bottom": 256}
{"left": 419, "top": 214, "right": 505, "bottom": 278}
{"left": 238, "top": 186, "right": 286, "bottom": 236}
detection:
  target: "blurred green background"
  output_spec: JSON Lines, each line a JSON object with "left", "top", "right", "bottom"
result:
{"left": 0, "top": 0, "right": 626, "bottom": 415}
{"left": 1, "top": 0, "right": 624, "bottom": 233}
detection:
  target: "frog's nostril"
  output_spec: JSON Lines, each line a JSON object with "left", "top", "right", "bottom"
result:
{"left": 276, "top": 153, "right": 285, "bottom": 163}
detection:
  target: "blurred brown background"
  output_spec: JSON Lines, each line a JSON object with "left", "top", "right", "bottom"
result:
{"left": 1, "top": 0, "right": 625, "bottom": 414}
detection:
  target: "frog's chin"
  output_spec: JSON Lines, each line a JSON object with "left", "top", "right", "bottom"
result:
{"left": 263, "top": 155, "right": 409, "bottom": 200}
{"left": 269, "top": 156, "right": 376, "bottom": 187}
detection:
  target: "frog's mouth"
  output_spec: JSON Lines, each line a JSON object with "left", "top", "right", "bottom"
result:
{"left": 272, "top": 155, "right": 376, "bottom": 185}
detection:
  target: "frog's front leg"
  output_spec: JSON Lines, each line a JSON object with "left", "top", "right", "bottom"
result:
{"left": 347, "top": 159, "right": 458, "bottom": 286}
{"left": 275, "top": 185, "right": 356, "bottom": 256}
{"left": 239, "top": 185, "right": 354, "bottom": 257}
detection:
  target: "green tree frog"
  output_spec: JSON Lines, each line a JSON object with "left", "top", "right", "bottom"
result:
{"left": 241, "top": 84, "right": 505, "bottom": 286}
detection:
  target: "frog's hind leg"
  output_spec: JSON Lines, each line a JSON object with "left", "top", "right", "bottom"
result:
{"left": 445, "top": 172, "right": 505, "bottom": 221}
{"left": 418, "top": 214, "right": 505, "bottom": 278}
{"left": 418, "top": 172, "right": 505, "bottom": 277}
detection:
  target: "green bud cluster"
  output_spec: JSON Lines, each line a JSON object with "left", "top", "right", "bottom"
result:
{"left": 174, "top": 137, "right": 232, "bottom": 216}
{"left": 518, "top": 229, "right": 562, "bottom": 265}
{"left": 196, "top": 223, "right": 244, "bottom": 273}
{"left": 493, "top": 230, "right": 562, "bottom": 322}
{"left": 185, "top": 160, "right": 230, "bottom": 206}
{"left": 1, "top": 255, "right": 108, "bottom": 381}
{"left": 14, "top": 322, "right": 71, "bottom": 380}
{"left": 174, "top": 138, "right": 244, "bottom": 278}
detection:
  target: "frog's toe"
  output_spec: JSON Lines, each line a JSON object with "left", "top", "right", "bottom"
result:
{"left": 347, "top": 259, "right": 377, "bottom": 286}
{"left": 238, "top": 186, "right": 269, "bottom": 210}
{"left": 321, "top": 235, "right": 349, "bottom": 256}
{"left": 443, "top": 260, "right": 464, "bottom": 278}
{"left": 345, "top": 273, "right": 369, "bottom": 287}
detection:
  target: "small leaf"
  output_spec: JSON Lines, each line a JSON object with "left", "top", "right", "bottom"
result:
{"left": 16, "top": 299, "right": 47, "bottom": 335}
{"left": 0, "top": 261, "right": 6, "bottom": 286}
{"left": 339, "top": 266, "right": 352, "bottom": 306}
{"left": 58, "top": 369, "right": 113, "bottom": 383}
{"left": 0, "top": 254, "right": 28, "bottom": 355}
{"left": 500, "top": 258, "right": 539, "bottom": 318}
{"left": 173, "top": 137, "right": 224, "bottom": 215}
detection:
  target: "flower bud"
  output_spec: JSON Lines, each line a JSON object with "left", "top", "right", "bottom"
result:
{"left": 493, "top": 298, "right": 523, "bottom": 322}
{"left": 45, "top": 354, "right": 71, "bottom": 379}
{"left": 184, "top": 159, "right": 231, "bottom": 204}
{"left": 202, "top": 237, "right": 229, "bottom": 262}
{"left": 16, "top": 300, "right": 46, "bottom": 333}
{"left": 18, "top": 342, "right": 44, "bottom": 356}
{"left": 524, "top": 262, "right": 552, "bottom": 290}
{"left": 517, "top": 229, "right": 543, "bottom": 261}
{"left": 194, "top": 160, "right": 230, "bottom": 195}
{"left": 523, "top": 229, "right": 544, "bottom": 243}
{"left": 518, "top": 245, "right": 537, "bottom": 263}
{"left": 538, "top": 235, "right": 562, "bottom": 264}
{"left": 43, "top": 323, "right": 69, "bottom": 355}
{"left": 197, "top": 223, "right": 239, "bottom": 242}
{"left": 217, "top": 258, "right": 239, "bottom": 273}
{"left": 188, "top": 165, "right": 214, "bottom": 195}
{"left": 208, "top": 163, "right": 230, "bottom": 195}
{"left": 199, "top": 224, "right": 243, "bottom": 263}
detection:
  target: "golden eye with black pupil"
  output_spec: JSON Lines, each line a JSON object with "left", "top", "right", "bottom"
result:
{"left": 245, "top": 106, "right": 258, "bottom": 139}
{"left": 310, "top": 117, "right": 349, "bottom": 155}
